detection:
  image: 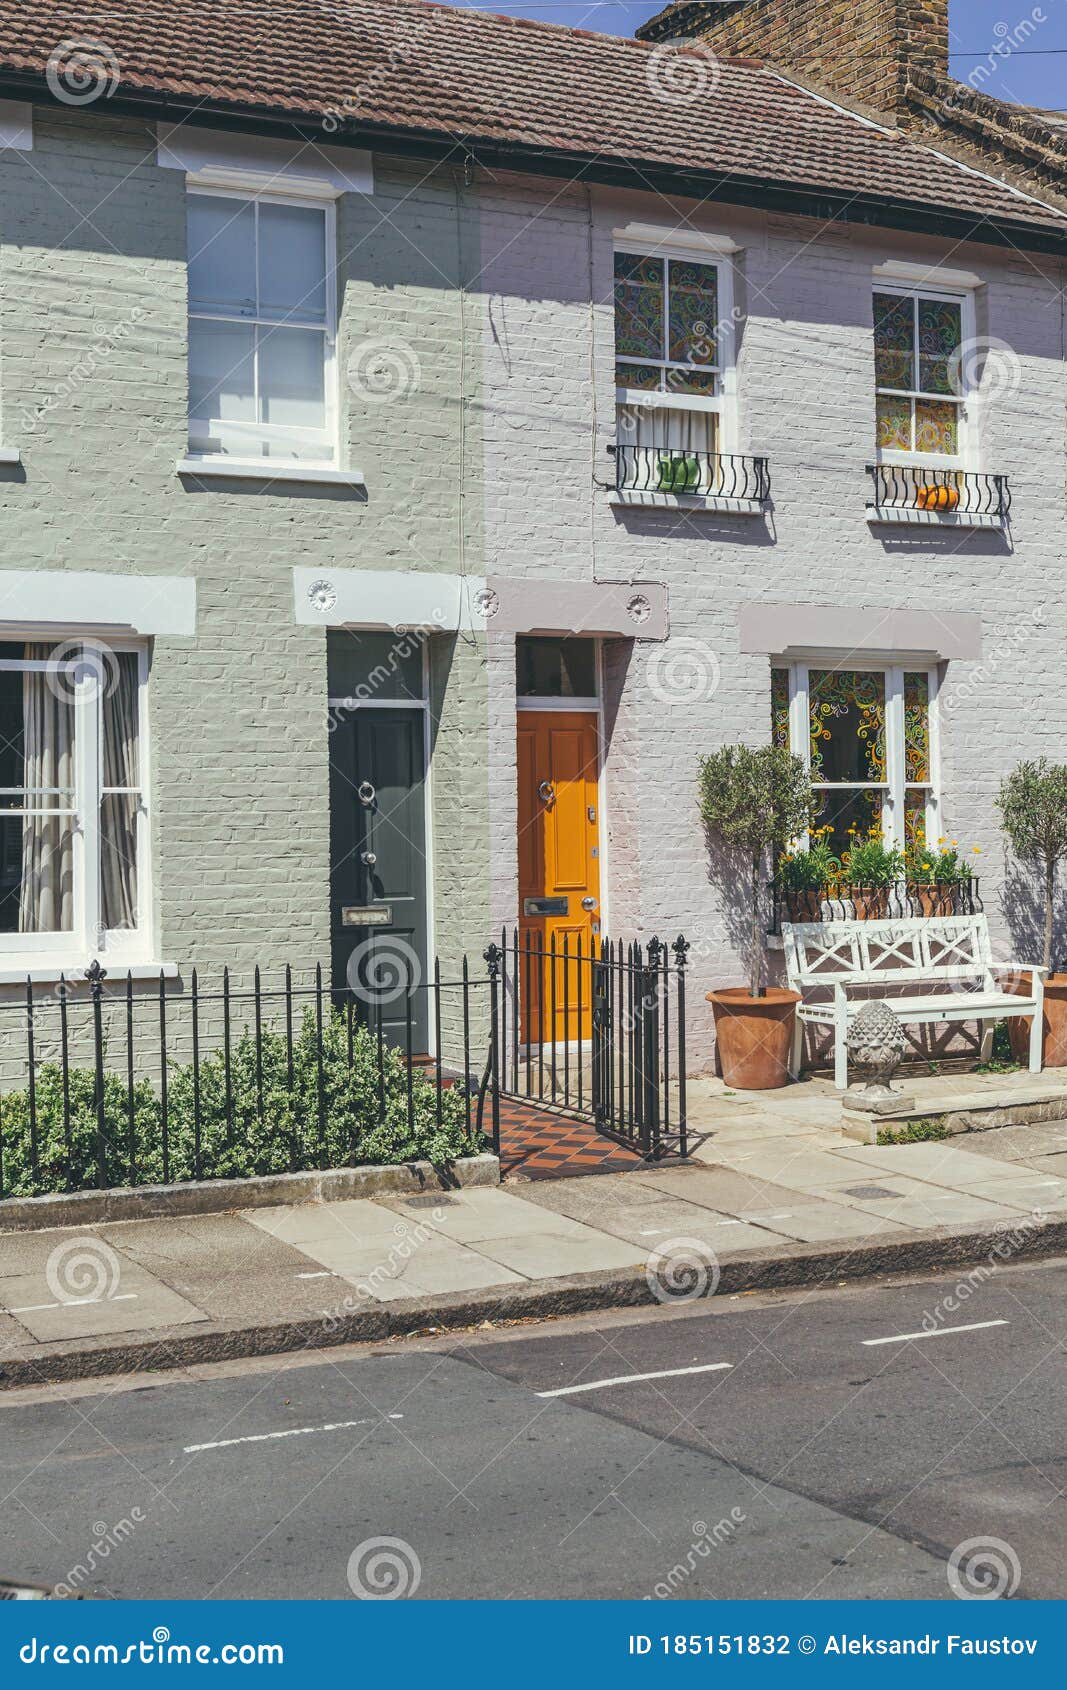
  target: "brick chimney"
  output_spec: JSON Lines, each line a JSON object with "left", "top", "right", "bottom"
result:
{"left": 637, "top": 1, "right": 950, "bottom": 120}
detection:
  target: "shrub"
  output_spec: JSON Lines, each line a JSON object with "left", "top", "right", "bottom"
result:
{"left": 877, "top": 1118, "right": 949, "bottom": 1146}
{"left": 840, "top": 831, "right": 905, "bottom": 887}
{"left": 0, "top": 1010, "right": 482, "bottom": 1199}
{"left": 996, "top": 758, "right": 1067, "bottom": 971}
{"left": 697, "top": 743, "right": 811, "bottom": 996}
{"left": 778, "top": 831, "right": 841, "bottom": 892}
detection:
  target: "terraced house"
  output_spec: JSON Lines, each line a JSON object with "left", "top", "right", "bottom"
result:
{"left": 0, "top": 0, "right": 1066, "bottom": 1076}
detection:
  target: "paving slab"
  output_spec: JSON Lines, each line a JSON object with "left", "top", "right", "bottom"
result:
{"left": 950, "top": 1121, "right": 1067, "bottom": 1162}
{"left": 959, "top": 1175, "right": 1067, "bottom": 1213}
{"left": 709, "top": 1144, "right": 880, "bottom": 1191}
{"left": 739, "top": 1203, "right": 911, "bottom": 1243}
{"left": 461, "top": 1228, "right": 644, "bottom": 1280}
{"left": 0, "top": 1262, "right": 203, "bottom": 1344}
{"left": 96, "top": 1213, "right": 361, "bottom": 1326}
{"left": 323, "top": 1241, "right": 524, "bottom": 1301}
{"left": 245, "top": 1198, "right": 408, "bottom": 1249}
{"left": 833, "top": 1141, "right": 1049, "bottom": 1189}
{"left": 1018, "top": 1151, "right": 1067, "bottom": 1179}
{"left": 382, "top": 1186, "right": 601, "bottom": 1244}
{"left": 635, "top": 1163, "right": 841, "bottom": 1214}
{"left": 811, "top": 1179, "right": 1020, "bottom": 1229}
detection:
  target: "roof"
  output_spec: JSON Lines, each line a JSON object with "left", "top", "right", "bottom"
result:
{"left": 1, "top": 0, "right": 1066, "bottom": 246}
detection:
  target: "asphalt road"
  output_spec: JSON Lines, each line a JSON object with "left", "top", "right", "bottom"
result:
{"left": 1, "top": 1255, "right": 1065, "bottom": 1601}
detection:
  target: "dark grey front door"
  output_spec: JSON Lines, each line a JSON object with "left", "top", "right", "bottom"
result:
{"left": 329, "top": 707, "right": 429, "bottom": 1052}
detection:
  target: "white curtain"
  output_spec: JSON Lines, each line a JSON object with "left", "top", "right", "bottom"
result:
{"left": 101, "top": 652, "right": 139, "bottom": 931}
{"left": 630, "top": 407, "right": 717, "bottom": 492}
{"left": 19, "top": 647, "right": 75, "bottom": 934}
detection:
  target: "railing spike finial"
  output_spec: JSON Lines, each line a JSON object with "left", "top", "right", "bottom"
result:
{"left": 672, "top": 935, "right": 690, "bottom": 968}
{"left": 85, "top": 958, "right": 107, "bottom": 987}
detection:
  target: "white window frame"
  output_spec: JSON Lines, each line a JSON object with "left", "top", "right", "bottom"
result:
{"left": 873, "top": 282, "right": 976, "bottom": 472}
{"left": 187, "top": 185, "right": 338, "bottom": 469}
{"left": 776, "top": 658, "right": 941, "bottom": 852}
{"left": 613, "top": 237, "right": 738, "bottom": 451}
{"left": 0, "top": 639, "right": 152, "bottom": 969}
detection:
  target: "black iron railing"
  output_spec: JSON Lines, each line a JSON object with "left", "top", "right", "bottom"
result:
{"left": 866, "top": 464, "right": 1010, "bottom": 521}
{"left": 494, "top": 929, "right": 689, "bottom": 1160}
{"left": 0, "top": 958, "right": 495, "bottom": 1201}
{"left": 612, "top": 444, "right": 770, "bottom": 503}
{"left": 769, "top": 878, "right": 984, "bottom": 935}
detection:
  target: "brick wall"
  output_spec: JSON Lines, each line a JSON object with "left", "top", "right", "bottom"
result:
{"left": 0, "top": 111, "right": 492, "bottom": 1011}
{"left": 639, "top": 0, "right": 949, "bottom": 117}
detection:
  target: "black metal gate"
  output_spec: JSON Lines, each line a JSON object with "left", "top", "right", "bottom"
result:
{"left": 489, "top": 930, "right": 689, "bottom": 1161}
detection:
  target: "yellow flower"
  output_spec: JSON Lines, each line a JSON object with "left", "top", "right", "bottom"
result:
{"left": 937, "top": 836, "right": 946, "bottom": 845}
{"left": 973, "top": 846, "right": 982, "bottom": 854}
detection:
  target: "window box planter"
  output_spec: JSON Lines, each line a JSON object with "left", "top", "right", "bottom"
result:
{"left": 771, "top": 878, "right": 982, "bottom": 932}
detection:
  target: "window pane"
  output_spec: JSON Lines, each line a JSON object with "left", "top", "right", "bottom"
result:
{"left": 101, "top": 793, "right": 138, "bottom": 930}
{"left": 915, "top": 398, "right": 959, "bottom": 455}
{"left": 516, "top": 638, "right": 597, "bottom": 698}
{"left": 668, "top": 259, "right": 718, "bottom": 365}
{"left": 189, "top": 318, "right": 256, "bottom": 423}
{"left": 812, "top": 787, "right": 882, "bottom": 862}
{"left": 876, "top": 393, "right": 912, "bottom": 452}
{"left": 188, "top": 196, "right": 256, "bottom": 316}
{"left": 904, "top": 792, "right": 927, "bottom": 853}
{"left": 0, "top": 664, "right": 76, "bottom": 935}
{"left": 258, "top": 327, "right": 326, "bottom": 429}
{"left": 615, "top": 361, "right": 662, "bottom": 392}
{"left": 771, "top": 668, "right": 790, "bottom": 752}
{"left": 809, "top": 670, "right": 886, "bottom": 783}
{"left": 918, "top": 297, "right": 962, "bottom": 395}
{"left": 614, "top": 253, "right": 665, "bottom": 361}
{"left": 904, "top": 672, "right": 931, "bottom": 783}
{"left": 666, "top": 368, "right": 719, "bottom": 398}
{"left": 258, "top": 202, "right": 328, "bottom": 325}
{"left": 873, "top": 291, "right": 914, "bottom": 391}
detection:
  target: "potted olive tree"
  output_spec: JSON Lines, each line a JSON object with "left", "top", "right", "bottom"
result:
{"left": 997, "top": 759, "right": 1067, "bottom": 1066}
{"left": 698, "top": 743, "right": 811, "bottom": 1089}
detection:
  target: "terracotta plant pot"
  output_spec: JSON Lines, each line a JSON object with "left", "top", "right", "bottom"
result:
{"left": 707, "top": 986, "right": 800, "bottom": 1090}
{"left": 1005, "top": 973, "right": 1067, "bottom": 1068}
{"left": 911, "top": 883, "right": 958, "bottom": 917}
{"left": 784, "top": 889, "right": 824, "bottom": 922}
{"left": 851, "top": 887, "right": 890, "bottom": 920}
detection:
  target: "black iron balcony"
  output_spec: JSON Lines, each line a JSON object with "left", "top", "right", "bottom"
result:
{"left": 611, "top": 445, "right": 770, "bottom": 505}
{"left": 866, "top": 463, "right": 1010, "bottom": 523}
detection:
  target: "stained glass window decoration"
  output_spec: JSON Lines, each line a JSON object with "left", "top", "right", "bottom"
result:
{"left": 776, "top": 663, "right": 937, "bottom": 859}
{"left": 615, "top": 250, "right": 721, "bottom": 398}
{"left": 873, "top": 288, "right": 965, "bottom": 460}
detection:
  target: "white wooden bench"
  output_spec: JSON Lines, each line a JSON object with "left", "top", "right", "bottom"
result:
{"left": 782, "top": 915, "right": 1047, "bottom": 1089}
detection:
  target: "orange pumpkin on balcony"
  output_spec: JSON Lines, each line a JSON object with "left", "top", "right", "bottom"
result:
{"left": 916, "top": 482, "right": 960, "bottom": 512}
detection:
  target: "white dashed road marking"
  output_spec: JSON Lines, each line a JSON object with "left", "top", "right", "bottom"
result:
{"left": 862, "top": 1318, "right": 1009, "bottom": 1348}
{"left": 537, "top": 1363, "right": 733, "bottom": 1398}
{"left": 184, "top": 1414, "right": 404, "bottom": 1454}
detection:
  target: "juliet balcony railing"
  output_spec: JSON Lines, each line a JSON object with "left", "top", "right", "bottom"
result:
{"left": 768, "top": 877, "right": 984, "bottom": 935}
{"left": 866, "top": 464, "right": 1011, "bottom": 523}
{"left": 612, "top": 445, "right": 771, "bottom": 505}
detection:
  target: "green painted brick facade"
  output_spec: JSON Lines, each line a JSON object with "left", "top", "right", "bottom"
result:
{"left": 0, "top": 108, "right": 491, "bottom": 995}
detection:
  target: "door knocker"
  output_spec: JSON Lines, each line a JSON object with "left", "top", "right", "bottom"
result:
{"left": 538, "top": 781, "right": 555, "bottom": 807}
{"left": 358, "top": 781, "right": 377, "bottom": 807}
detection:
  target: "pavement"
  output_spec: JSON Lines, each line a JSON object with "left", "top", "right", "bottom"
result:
{"left": 2, "top": 1255, "right": 1065, "bottom": 1599}
{"left": 3, "top": 1071, "right": 1067, "bottom": 1387}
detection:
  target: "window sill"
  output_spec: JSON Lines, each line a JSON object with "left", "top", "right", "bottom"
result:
{"left": 608, "top": 490, "right": 766, "bottom": 516}
{"left": 866, "top": 507, "right": 1006, "bottom": 531}
{"left": 0, "top": 445, "right": 21, "bottom": 465}
{"left": 177, "top": 456, "right": 365, "bottom": 488}
{"left": 0, "top": 961, "right": 180, "bottom": 987}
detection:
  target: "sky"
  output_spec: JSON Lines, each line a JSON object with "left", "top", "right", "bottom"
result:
{"left": 447, "top": 0, "right": 1067, "bottom": 111}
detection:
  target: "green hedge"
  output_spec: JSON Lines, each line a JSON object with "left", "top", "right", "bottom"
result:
{"left": 0, "top": 1009, "right": 483, "bottom": 1199}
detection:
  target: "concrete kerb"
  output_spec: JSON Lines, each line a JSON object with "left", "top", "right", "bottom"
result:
{"left": 841, "top": 1089, "right": 1067, "bottom": 1143}
{"left": 3, "top": 1211, "right": 1065, "bottom": 1392}
{"left": 0, "top": 1154, "right": 501, "bottom": 1234}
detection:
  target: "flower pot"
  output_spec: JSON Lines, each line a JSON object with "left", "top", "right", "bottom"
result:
{"left": 911, "top": 883, "right": 958, "bottom": 917}
{"left": 784, "top": 889, "right": 825, "bottom": 922}
{"left": 707, "top": 986, "right": 800, "bottom": 1090}
{"left": 851, "top": 887, "right": 890, "bottom": 920}
{"left": 1005, "top": 973, "right": 1067, "bottom": 1068}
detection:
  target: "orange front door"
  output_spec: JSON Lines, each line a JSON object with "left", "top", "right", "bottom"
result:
{"left": 517, "top": 711, "right": 602, "bottom": 1044}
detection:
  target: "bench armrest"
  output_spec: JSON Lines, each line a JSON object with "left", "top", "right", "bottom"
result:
{"left": 991, "top": 961, "right": 1050, "bottom": 981}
